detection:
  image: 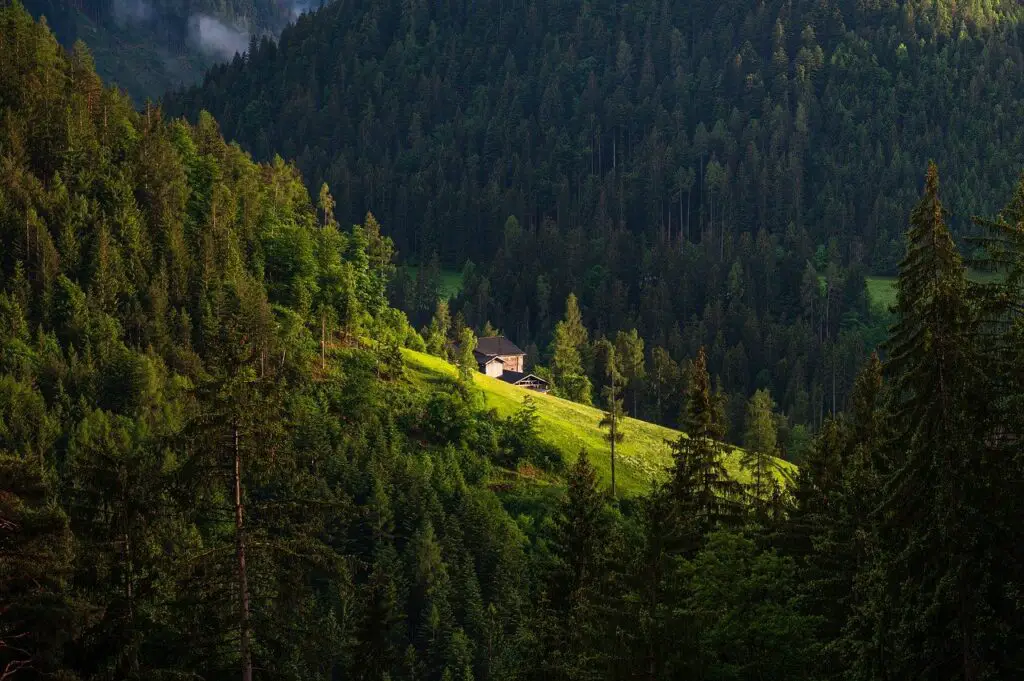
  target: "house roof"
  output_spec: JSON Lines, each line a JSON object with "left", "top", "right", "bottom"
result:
{"left": 474, "top": 335, "right": 525, "bottom": 358}
{"left": 499, "top": 371, "right": 550, "bottom": 387}
{"left": 477, "top": 354, "right": 505, "bottom": 366}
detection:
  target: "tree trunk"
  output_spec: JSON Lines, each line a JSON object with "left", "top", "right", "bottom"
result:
{"left": 234, "top": 426, "right": 253, "bottom": 681}
{"left": 686, "top": 187, "right": 691, "bottom": 244}
{"left": 610, "top": 411, "right": 617, "bottom": 499}
{"left": 678, "top": 192, "right": 683, "bottom": 246}
{"left": 610, "top": 381, "right": 617, "bottom": 498}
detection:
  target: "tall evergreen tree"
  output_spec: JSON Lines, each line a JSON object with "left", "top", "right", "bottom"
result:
{"left": 543, "top": 450, "right": 613, "bottom": 681}
{"left": 550, "top": 296, "right": 592, "bottom": 405}
{"left": 597, "top": 343, "right": 626, "bottom": 498}
{"left": 666, "top": 347, "right": 743, "bottom": 552}
{"left": 456, "top": 327, "right": 477, "bottom": 386}
{"left": 742, "top": 388, "right": 779, "bottom": 507}
{"left": 613, "top": 329, "right": 645, "bottom": 418}
{"left": 0, "top": 454, "right": 80, "bottom": 679}
{"left": 872, "top": 162, "right": 1004, "bottom": 680}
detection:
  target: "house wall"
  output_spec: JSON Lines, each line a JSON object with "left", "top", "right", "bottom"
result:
{"left": 497, "top": 354, "right": 524, "bottom": 372}
{"left": 484, "top": 360, "right": 504, "bottom": 377}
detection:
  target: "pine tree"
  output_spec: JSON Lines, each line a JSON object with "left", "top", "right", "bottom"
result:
{"left": 742, "top": 388, "right": 779, "bottom": 507}
{"left": 178, "top": 367, "right": 289, "bottom": 680}
{"left": 598, "top": 344, "right": 626, "bottom": 498}
{"left": 318, "top": 182, "right": 337, "bottom": 228}
{"left": 560, "top": 293, "right": 588, "bottom": 351}
{"left": 456, "top": 326, "right": 477, "bottom": 386}
{"left": 426, "top": 299, "right": 452, "bottom": 357}
{"left": 648, "top": 346, "right": 680, "bottom": 427}
{"left": 666, "top": 347, "right": 743, "bottom": 550}
{"left": 551, "top": 321, "right": 592, "bottom": 405}
{"left": 0, "top": 453, "right": 80, "bottom": 679}
{"left": 544, "top": 451, "right": 612, "bottom": 681}
{"left": 613, "top": 329, "right": 645, "bottom": 418}
{"left": 873, "top": 162, "right": 999, "bottom": 680}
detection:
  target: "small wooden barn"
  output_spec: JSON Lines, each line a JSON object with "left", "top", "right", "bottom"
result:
{"left": 465, "top": 335, "right": 550, "bottom": 393}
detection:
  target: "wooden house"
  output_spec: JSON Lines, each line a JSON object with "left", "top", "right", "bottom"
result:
{"left": 464, "top": 335, "right": 550, "bottom": 393}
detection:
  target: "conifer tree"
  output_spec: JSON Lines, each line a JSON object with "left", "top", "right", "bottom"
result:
{"left": 426, "top": 299, "right": 452, "bottom": 357}
{"left": 481, "top": 320, "right": 499, "bottom": 337}
{"left": 550, "top": 295, "right": 592, "bottom": 405}
{"left": 667, "top": 347, "right": 743, "bottom": 550}
{"left": 318, "top": 182, "right": 336, "bottom": 228}
{"left": 598, "top": 344, "right": 626, "bottom": 498}
{"left": 742, "top": 388, "right": 779, "bottom": 507}
{"left": 873, "top": 162, "right": 998, "bottom": 680}
{"left": 649, "top": 346, "right": 680, "bottom": 427}
{"left": 613, "top": 329, "right": 645, "bottom": 417}
{"left": 544, "top": 450, "right": 612, "bottom": 681}
{"left": 456, "top": 327, "right": 477, "bottom": 386}
{"left": 0, "top": 453, "right": 80, "bottom": 679}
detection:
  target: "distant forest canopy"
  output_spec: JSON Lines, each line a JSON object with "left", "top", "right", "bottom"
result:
{"left": 166, "top": 0, "right": 1024, "bottom": 272}
{"left": 165, "top": 0, "right": 1024, "bottom": 440}
{"left": 21, "top": 0, "right": 310, "bottom": 101}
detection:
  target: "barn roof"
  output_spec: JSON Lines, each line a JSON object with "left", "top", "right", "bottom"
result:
{"left": 499, "top": 371, "right": 550, "bottom": 387}
{"left": 474, "top": 335, "right": 526, "bottom": 357}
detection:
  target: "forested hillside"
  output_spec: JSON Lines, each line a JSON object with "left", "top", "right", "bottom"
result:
{"left": 167, "top": 0, "right": 1024, "bottom": 266}
{"left": 0, "top": 6, "right": 531, "bottom": 677}
{"left": 3, "top": 6, "right": 1024, "bottom": 680}
{"left": 166, "top": 0, "right": 1024, "bottom": 440}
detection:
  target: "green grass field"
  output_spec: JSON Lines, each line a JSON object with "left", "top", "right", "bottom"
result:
{"left": 438, "top": 270, "right": 463, "bottom": 298}
{"left": 401, "top": 266, "right": 464, "bottom": 299}
{"left": 866, "top": 270, "right": 1003, "bottom": 312}
{"left": 866, "top": 276, "right": 898, "bottom": 312}
{"left": 402, "top": 348, "right": 796, "bottom": 496}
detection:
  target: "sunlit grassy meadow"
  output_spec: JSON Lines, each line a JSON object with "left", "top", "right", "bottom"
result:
{"left": 402, "top": 348, "right": 796, "bottom": 496}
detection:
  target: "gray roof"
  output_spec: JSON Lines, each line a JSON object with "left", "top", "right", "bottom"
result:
{"left": 499, "top": 371, "right": 549, "bottom": 386}
{"left": 474, "top": 335, "right": 525, "bottom": 358}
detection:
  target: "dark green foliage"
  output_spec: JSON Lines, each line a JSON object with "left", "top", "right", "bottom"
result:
{"left": 684, "top": 532, "right": 817, "bottom": 681}
{"left": 496, "top": 396, "right": 562, "bottom": 472}
{"left": 0, "top": 10, "right": 537, "bottom": 679}
{"left": 6, "top": 6, "right": 1024, "bottom": 681}
{"left": 0, "top": 454, "right": 81, "bottom": 679}
{"left": 779, "top": 167, "right": 1024, "bottom": 681}
{"left": 667, "top": 347, "right": 745, "bottom": 546}
{"left": 537, "top": 451, "right": 616, "bottom": 681}
{"left": 167, "top": 0, "right": 1024, "bottom": 274}
{"left": 867, "top": 163, "right": 1019, "bottom": 679}
{"left": 455, "top": 327, "right": 477, "bottom": 386}
{"left": 597, "top": 340, "right": 626, "bottom": 498}
{"left": 163, "top": 0, "right": 1024, "bottom": 435}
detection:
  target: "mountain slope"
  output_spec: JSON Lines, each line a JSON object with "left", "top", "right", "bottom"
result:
{"left": 402, "top": 347, "right": 796, "bottom": 495}
{"left": 0, "top": 7, "right": 544, "bottom": 677}
{"left": 161, "top": 0, "right": 1024, "bottom": 435}
{"left": 166, "top": 0, "right": 1024, "bottom": 269}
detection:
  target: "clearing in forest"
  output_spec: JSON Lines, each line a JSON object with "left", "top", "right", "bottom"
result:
{"left": 402, "top": 348, "right": 796, "bottom": 496}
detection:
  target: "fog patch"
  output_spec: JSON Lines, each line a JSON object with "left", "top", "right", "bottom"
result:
{"left": 111, "top": 0, "right": 154, "bottom": 25}
{"left": 189, "top": 14, "right": 250, "bottom": 60}
{"left": 288, "top": 0, "right": 316, "bottom": 19}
